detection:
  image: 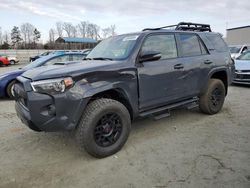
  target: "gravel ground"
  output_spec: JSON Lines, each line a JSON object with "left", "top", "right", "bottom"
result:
{"left": 0, "top": 65, "right": 250, "bottom": 188}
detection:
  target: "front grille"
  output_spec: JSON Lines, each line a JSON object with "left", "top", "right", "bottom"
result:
{"left": 238, "top": 70, "right": 250, "bottom": 72}
{"left": 236, "top": 74, "right": 250, "bottom": 80}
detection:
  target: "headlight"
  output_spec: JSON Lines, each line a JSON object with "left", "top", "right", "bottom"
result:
{"left": 31, "top": 77, "right": 74, "bottom": 94}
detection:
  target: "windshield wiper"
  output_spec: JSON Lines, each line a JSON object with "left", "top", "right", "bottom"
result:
{"left": 84, "top": 57, "right": 113, "bottom": 61}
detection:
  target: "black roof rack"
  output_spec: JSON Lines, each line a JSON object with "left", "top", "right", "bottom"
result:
{"left": 142, "top": 22, "right": 212, "bottom": 32}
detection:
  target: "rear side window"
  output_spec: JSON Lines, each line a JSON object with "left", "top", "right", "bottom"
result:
{"left": 141, "top": 34, "right": 177, "bottom": 60}
{"left": 179, "top": 34, "right": 202, "bottom": 57}
{"left": 206, "top": 34, "right": 228, "bottom": 52}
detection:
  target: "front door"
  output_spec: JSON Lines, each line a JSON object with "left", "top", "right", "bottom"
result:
{"left": 137, "top": 33, "right": 186, "bottom": 111}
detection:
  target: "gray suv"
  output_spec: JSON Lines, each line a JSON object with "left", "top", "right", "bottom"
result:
{"left": 14, "top": 22, "right": 235, "bottom": 158}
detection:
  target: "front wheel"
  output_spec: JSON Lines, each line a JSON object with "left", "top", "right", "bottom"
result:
{"left": 76, "top": 98, "right": 131, "bottom": 158}
{"left": 6, "top": 80, "right": 16, "bottom": 99}
{"left": 199, "top": 79, "right": 225, "bottom": 115}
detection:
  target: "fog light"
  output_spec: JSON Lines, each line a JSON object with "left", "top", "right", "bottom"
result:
{"left": 48, "top": 105, "right": 56, "bottom": 116}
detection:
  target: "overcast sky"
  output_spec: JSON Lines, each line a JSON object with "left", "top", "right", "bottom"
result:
{"left": 0, "top": 0, "right": 250, "bottom": 42}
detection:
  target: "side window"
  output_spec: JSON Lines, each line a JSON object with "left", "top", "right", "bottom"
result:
{"left": 242, "top": 46, "right": 248, "bottom": 53}
{"left": 44, "top": 55, "right": 70, "bottom": 66}
{"left": 72, "top": 54, "right": 85, "bottom": 61}
{"left": 199, "top": 40, "right": 208, "bottom": 55}
{"left": 179, "top": 34, "right": 202, "bottom": 57}
{"left": 205, "top": 34, "right": 228, "bottom": 52}
{"left": 141, "top": 34, "right": 177, "bottom": 60}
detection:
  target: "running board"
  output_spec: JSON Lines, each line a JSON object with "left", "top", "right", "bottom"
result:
{"left": 139, "top": 97, "right": 198, "bottom": 119}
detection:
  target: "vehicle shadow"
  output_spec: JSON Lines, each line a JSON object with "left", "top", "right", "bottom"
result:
{"left": 15, "top": 107, "right": 204, "bottom": 160}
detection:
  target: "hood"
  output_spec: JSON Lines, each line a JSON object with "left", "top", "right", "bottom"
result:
{"left": 0, "top": 69, "right": 24, "bottom": 78}
{"left": 235, "top": 60, "right": 250, "bottom": 71}
{"left": 22, "top": 60, "right": 121, "bottom": 81}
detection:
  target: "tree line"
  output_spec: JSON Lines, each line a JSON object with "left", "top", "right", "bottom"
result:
{"left": 0, "top": 21, "right": 116, "bottom": 49}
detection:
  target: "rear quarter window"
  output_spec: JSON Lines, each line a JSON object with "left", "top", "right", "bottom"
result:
{"left": 205, "top": 34, "right": 228, "bottom": 52}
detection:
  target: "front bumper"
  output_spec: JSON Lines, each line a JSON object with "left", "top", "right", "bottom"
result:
{"left": 0, "top": 80, "right": 7, "bottom": 97}
{"left": 233, "top": 72, "right": 250, "bottom": 85}
{"left": 14, "top": 77, "right": 89, "bottom": 132}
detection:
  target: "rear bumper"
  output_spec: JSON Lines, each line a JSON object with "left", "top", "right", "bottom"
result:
{"left": 14, "top": 79, "right": 89, "bottom": 132}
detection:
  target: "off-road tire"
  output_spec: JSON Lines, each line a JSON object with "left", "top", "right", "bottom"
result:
{"left": 199, "top": 79, "right": 225, "bottom": 115}
{"left": 76, "top": 98, "right": 131, "bottom": 158}
{"left": 6, "top": 80, "right": 16, "bottom": 99}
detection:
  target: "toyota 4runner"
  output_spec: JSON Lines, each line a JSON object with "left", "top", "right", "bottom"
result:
{"left": 14, "top": 22, "right": 235, "bottom": 158}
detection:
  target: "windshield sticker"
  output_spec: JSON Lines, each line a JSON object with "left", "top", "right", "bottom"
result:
{"left": 123, "top": 35, "right": 139, "bottom": 41}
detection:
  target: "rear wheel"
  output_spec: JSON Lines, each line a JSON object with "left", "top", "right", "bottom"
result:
{"left": 76, "top": 98, "right": 131, "bottom": 158}
{"left": 199, "top": 79, "right": 225, "bottom": 114}
{"left": 6, "top": 80, "right": 16, "bottom": 99}
{"left": 10, "top": 60, "right": 15, "bottom": 65}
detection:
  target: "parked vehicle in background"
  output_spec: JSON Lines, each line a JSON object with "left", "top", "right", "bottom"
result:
{"left": 0, "top": 55, "right": 10, "bottom": 66}
{"left": 82, "top": 49, "right": 91, "bottom": 55}
{"left": 14, "top": 22, "right": 234, "bottom": 158}
{"left": 29, "top": 50, "right": 90, "bottom": 62}
{"left": 229, "top": 45, "right": 250, "bottom": 59}
{"left": 0, "top": 52, "right": 87, "bottom": 98}
{"left": 29, "top": 51, "right": 52, "bottom": 62}
{"left": 0, "top": 54, "right": 20, "bottom": 64}
{"left": 7, "top": 56, "right": 19, "bottom": 64}
{"left": 233, "top": 50, "right": 250, "bottom": 85}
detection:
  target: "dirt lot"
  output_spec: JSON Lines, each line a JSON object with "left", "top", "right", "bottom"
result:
{"left": 0, "top": 65, "right": 250, "bottom": 188}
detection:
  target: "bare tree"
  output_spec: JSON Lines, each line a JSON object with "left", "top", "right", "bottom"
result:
{"left": 78, "top": 21, "right": 88, "bottom": 38}
{"left": 49, "top": 28, "right": 56, "bottom": 42}
{"left": 110, "top": 25, "right": 116, "bottom": 36}
{"left": 20, "top": 23, "right": 35, "bottom": 45}
{"left": 3, "top": 31, "right": 10, "bottom": 44}
{"left": 72, "top": 26, "right": 77, "bottom": 37}
{"left": 87, "top": 23, "right": 100, "bottom": 40}
{"left": 56, "top": 22, "right": 63, "bottom": 38}
{"left": 63, "top": 22, "right": 75, "bottom": 37}
{"left": 102, "top": 25, "right": 117, "bottom": 39}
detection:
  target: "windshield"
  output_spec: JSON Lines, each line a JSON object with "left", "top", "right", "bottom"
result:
{"left": 229, "top": 46, "right": 241, "bottom": 53}
{"left": 237, "top": 51, "right": 250, "bottom": 60}
{"left": 86, "top": 35, "right": 139, "bottom": 60}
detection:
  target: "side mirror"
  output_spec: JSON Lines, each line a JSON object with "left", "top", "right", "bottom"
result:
{"left": 139, "top": 51, "right": 161, "bottom": 63}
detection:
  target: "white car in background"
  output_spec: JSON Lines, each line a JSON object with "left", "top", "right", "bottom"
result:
{"left": 229, "top": 45, "right": 250, "bottom": 59}
{"left": 233, "top": 50, "right": 250, "bottom": 85}
{"left": 7, "top": 56, "right": 19, "bottom": 64}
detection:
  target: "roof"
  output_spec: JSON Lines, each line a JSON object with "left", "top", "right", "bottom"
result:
{"left": 56, "top": 37, "right": 97, "bottom": 44}
{"left": 227, "top": 25, "right": 250, "bottom": 31}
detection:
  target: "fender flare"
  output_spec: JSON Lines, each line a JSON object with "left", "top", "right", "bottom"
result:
{"left": 200, "top": 66, "right": 229, "bottom": 95}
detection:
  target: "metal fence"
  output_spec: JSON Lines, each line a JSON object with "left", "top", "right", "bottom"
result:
{"left": 0, "top": 49, "right": 54, "bottom": 64}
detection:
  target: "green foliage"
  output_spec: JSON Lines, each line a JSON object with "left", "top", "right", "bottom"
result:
{"left": 11, "top": 26, "right": 22, "bottom": 48}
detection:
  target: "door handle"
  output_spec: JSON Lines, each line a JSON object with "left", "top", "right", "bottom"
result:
{"left": 174, "top": 64, "right": 184, "bottom": 69}
{"left": 204, "top": 60, "right": 213, "bottom": 64}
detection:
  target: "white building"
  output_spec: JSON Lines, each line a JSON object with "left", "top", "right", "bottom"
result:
{"left": 225, "top": 26, "right": 250, "bottom": 45}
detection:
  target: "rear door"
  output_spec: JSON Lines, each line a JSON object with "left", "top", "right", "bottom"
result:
{"left": 137, "top": 33, "right": 186, "bottom": 110}
{"left": 176, "top": 33, "right": 210, "bottom": 96}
